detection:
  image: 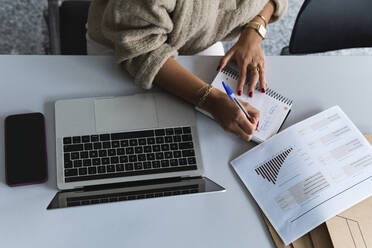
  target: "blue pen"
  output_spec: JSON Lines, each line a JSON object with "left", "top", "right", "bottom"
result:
{"left": 222, "top": 81, "right": 252, "bottom": 122}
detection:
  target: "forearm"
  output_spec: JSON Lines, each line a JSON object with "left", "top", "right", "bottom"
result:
{"left": 252, "top": 1, "right": 275, "bottom": 25}
{"left": 239, "top": 1, "right": 276, "bottom": 45}
{"left": 154, "top": 57, "right": 219, "bottom": 108}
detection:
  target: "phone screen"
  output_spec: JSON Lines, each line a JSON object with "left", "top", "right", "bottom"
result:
{"left": 5, "top": 113, "right": 48, "bottom": 186}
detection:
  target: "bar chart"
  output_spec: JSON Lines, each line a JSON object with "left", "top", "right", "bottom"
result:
{"left": 255, "top": 147, "right": 293, "bottom": 184}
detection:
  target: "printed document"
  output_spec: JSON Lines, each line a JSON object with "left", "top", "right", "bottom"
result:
{"left": 231, "top": 106, "right": 372, "bottom": 245}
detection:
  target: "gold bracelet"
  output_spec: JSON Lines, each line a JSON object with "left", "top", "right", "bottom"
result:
{"left": 257, "top": 14, "right": 267, "bottom": 27}
{"left": 197, "top": 85, "right": 214, "bottom": 108}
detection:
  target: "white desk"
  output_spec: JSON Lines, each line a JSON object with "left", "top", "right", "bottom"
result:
{"left": 0, "top": 55, "right": 371, "bottom": 248}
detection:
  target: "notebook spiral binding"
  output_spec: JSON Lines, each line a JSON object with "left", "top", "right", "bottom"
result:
{"left": 221, "top": 66, "right": 293, "bottom": 106}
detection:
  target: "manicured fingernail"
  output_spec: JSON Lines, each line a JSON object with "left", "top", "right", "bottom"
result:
{"left": 216, "top": 66, "right": 221, "bottom": 71}
{"left": 256, "top": 121, "right": 260, "bottom": 130}
{"left": 261, "top": 88, "right": 266, "bottom": 93}
{"left": 238, "top": 90, "right": 242, "bottom": 96}
{"left": 248, "top": 91, "right": 253, "bottom": 97}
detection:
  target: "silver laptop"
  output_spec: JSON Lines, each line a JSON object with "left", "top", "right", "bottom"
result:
{"left": 55, "top": 92, "right": 224, "bottom": 193}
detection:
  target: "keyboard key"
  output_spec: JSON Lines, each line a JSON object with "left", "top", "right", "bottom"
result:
{"left": 174, "top": 128, "right": 182, "bottom": 134}
{"left": 82, "top": 136, "right": 90, "bottom": 143}
{"left": 117, "top": 148, "right": 125, "bottom": 155}
{"left": 89, "top": 151, "right": 98, "bottom": 158}
{"left": 164, "top": 152, "right": 173, "bottom": 159}
{"left": 100, "top": 134, "right": 110, "bottom": 141}
{"left": 170, "top": 159, "right": 178, "bottom": 166}
{"left": 156, "top": 137, "right": 164, "bottom": 144}
{"left": 161, "top": 160, "right": 170, "bottom": 167}
{"left": 155, "top": 129, "right": 165, "bottom": 136}
{"left": 103, "top": 141, "right": 111, "bottom": 149}
{"left": 110, "top": 156, "right": 119, "bottom": 164}
{"left": 102, "top": 157, "right": 110, "bottom": 165}
{"left": 156, "top": 152, "right": 164, "bottom": 160}
{"left": 138, "top": 154, "right": 146, "bottom": 161}
{"left": 88, "top": 166, "right": 97, "bottom": 174}
{"left": 84, "top": 143, "right": 93, "bottom": 150}
{"left": 152, "top": 145, "right": 160, "bottom": 152}
{"left": 144, "top": 146, "right": 152, "bottom": 153}
{"left": 92, "top": 158, "right": 101, "bottom": 166}
{"left": 108, "top": 149, "right": 116, "bottom": 156}
{"left": 65, "top": 168, "right": 78, "bottom": 177}
{"left": 135, "top": 146, "right": 143, "bottom": 154}
{"left": 182, "top": 134, "right": 192, "bottom": 141}
{"left": 161, "top": 144, "right": 170, "bottom": 151}
{"left": 126, "top": 147, "right": 134, "bottom": 154}
{"left": 129, "top": 139, "right": 138, "bottom": 146}
{"left": 170, "top": 143, "right": 178, "bottom": 150}
{"left": 179, "top": 158, "right": 187, "bottom": 165}
{"left": 64, "top": 160, "right": 73, "bottom": 168}
{"left": 112, "top": 141, "right": 120, "bottom": 148}
{"left": 93, "top": 142, "right": 102, "bottom": 150}
{"left": 182, "top": 127, "right": 191, "bottom": 133}
{"left": 119, "top": 156, "right": 128, "bottom": 163}
{"left": 116, "top": 164, "right": 124, "bottom": 171}
{"left": 134, "top": 162, "right": 143, "bottom": 170}
{"left": 107, "top": 165, "right": 115, "bottom": 173}
{"left": 129, "top": 155, "right": 137, "bottom": 162}
{"left": 99, "top": 149, "right": 107, "bottom": 157}
{"left": 91, "top": 135, "right": 99, "bottom": 142}
{"left": 64, "top": 153, "right": 70, "bottom": 161}
{"left": 173, "top": 135, "right": 181, "bottom": 142}
{"left": 165, "top": 128, "right": 174, "bottom": 135}
{"left": 182, "top": 149, "right": 195, "bottom": 157}
{"left": 125, "top": 163, "right": 134, "bottom": 171}
{"left": 80, "top": 151, "right": 89, "bottom": 159}
{"left": 147, "top": 137, "right": 155, "bottom": 145}
{"left": 173, "top": 151, "right": 182, "bottom": 158}
{"left": 165, "top": 136, "right": 172, "bottom": 143}
{"left": 188, "top": 157, "right": 196, "bottom": 165}
{"left": 143, "top": 162, "right": 151, "bottom": 169}
{"left": 152, "top": 161, "right": 160, "bottom": 168}
{"left": 64, "top": 144, "right": 84, "bottom": 152}
{"left": 83, "top": 159, "right": 91, "bottom": 167}
{"left": 111, "top": 130, "right": 154, "bottom": 140}
{"left": 71, "top": 152, "right": 79, "bottom": 160}
{"left": 73, "top": 136, "right": 81, "bottom": 144}
{"left": 79, "top": 167, "right": 87, "bottom": 175}
{"left": 63, "top": 137, "right": 72, "bottom": 144}
{"left": 138, "top": 138, "right": 146, "bottom": 145}
{"left": 179, "top": 142, "right": 193, "bottom": 150}
{"left": 98, "top": 166, "right": 106, "bottom": 174}
{"left": 146, "top": 153, "right": 155, "bottom": 161}
{"left": 120, "top": 140, "right": 129, "bottom": 147}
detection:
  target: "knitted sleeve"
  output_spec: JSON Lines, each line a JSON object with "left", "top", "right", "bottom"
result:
{"left": 101, "top": 0, "right": 178, "bottom": 89}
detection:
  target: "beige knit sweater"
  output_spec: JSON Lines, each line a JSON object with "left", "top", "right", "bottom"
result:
{"left": 88, "top": 0, "right": 287, "bottom": 89}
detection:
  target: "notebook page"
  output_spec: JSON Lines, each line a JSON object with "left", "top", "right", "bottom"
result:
{"left": 211, "top": 70, "right": 291, "bottom": 142}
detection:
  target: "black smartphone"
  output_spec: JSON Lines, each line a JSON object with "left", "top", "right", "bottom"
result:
{"left": 4, "top": 113, "right": 48, "bottom": 186}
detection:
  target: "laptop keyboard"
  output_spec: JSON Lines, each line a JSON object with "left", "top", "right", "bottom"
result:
{"left": 62, "top": 127, "right": 198, "bottom": 182}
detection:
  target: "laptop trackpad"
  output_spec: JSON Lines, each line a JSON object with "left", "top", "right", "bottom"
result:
{"left": 94, "top": 95, "right": 158, "bottom": 132}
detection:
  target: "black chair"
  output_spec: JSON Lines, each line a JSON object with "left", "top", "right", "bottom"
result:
{"left": 281, "top": 0, "right": 372, "bottom": 55}
{"left": 45, "top": 0, "right": 91, "bottom": 55}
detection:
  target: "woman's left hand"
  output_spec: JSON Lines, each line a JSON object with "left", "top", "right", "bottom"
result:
{"left": 217, "top": 28, "right": 267, "bottom": 97}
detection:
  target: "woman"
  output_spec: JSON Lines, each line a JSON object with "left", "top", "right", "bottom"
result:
{"left": 87, "top": 0, "right": 287, "bottom": 141}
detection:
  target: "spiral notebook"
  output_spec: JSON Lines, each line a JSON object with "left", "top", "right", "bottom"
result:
{"left": 197, "top": 62, "right": 293, "bottom": 143}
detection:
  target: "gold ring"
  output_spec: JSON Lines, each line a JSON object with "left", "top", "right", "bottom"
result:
{"left": 249, "top": 65, "right": 260, "bottom": 72}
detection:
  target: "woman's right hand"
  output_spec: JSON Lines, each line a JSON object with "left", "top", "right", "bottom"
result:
{"left": 203, "top": 88, "right": 260, "bottom": 141}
